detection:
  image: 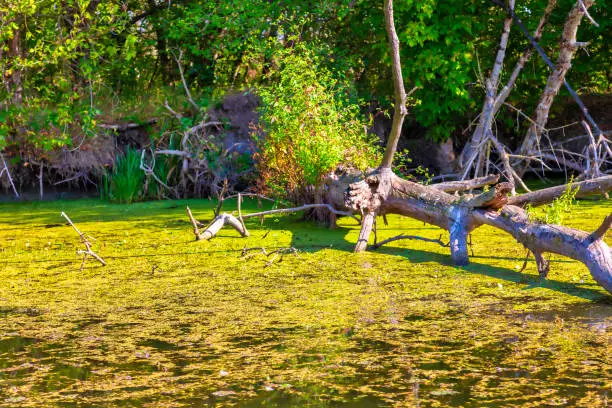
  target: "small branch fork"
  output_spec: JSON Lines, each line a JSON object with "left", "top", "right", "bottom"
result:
{"left": 186, "top": 201, "right": 359, "bottom": 242}
{"left": 139, "top": 149, "right": 180, "bottom": 198}
{"left": 61, "top": 212, "right": 106, "bottom": 270}
{"left": 241, "top": 247, "right": 298, "bottom": 267}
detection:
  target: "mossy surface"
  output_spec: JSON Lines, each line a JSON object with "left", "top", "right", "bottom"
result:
{"left": 0, "top": 198, "right": 610, "bottom": 407}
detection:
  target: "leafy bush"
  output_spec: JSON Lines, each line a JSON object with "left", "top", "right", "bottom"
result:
{"left": 525, "top": 178, "right": 579, "bottom": 225}
{"left": 254, "top": 46, "right": 380, "bottom": 196}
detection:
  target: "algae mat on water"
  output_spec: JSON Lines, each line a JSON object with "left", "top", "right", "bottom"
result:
{"left": 0, "top": 198, "right": 610, "bottom": 407}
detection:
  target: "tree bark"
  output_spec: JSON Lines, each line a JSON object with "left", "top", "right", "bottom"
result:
{"left": 507, "top": 175, "right": 612, "bottom": 207}
{"left": 380, "top": 0, "right": 407, "bottom": 168}
{"left": 459, "top": 0, "right": 515, "bottom": 178}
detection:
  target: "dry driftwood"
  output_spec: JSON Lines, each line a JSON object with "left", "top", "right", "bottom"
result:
{"left": 61, "top": 212, "right": 106, "bottom": 270}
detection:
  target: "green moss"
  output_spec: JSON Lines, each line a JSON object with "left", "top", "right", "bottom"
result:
{"left": 0, "top": 198, "right": 610, "bottom": 406}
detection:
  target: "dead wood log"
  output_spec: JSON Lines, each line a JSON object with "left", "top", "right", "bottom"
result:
{"left": 472, "top": 206, "right": 611, "bottom": 292}
{"left": 187, "top": 206, "right": 248, "bottom": 241}
{"left": 186, "top": 203, "right": 359, "bottom": 242}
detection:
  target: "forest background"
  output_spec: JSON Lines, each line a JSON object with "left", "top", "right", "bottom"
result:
{"left": 0, "top": 0, "right": 610, "bottom": 201}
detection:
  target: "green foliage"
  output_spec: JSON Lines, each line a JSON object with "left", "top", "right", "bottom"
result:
{"left": 525, "top": 179, "right": 580, "bottom": 225}
{"left": 0, "top": 0, "right": 126, "bottom": 151}
{"left": 255, "top": 45, "right": 379, "bottom": 194}
{"left": 1, "top": 0, "right": 610, "bottom": 193}
{"left": 544, "top": 181, "right": 580, "bottom": 225}
{"left": 102, "top": 148, "right": 144, "bottom": 204}
{"left": 393, "top": 148, "right": 434, "bottom": 184}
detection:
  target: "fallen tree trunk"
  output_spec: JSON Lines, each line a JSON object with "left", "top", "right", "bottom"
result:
{"left": 186, "top": 171, "right": 612, "bottom": 294}
{"left": 346, "top": 170, "right": 612, "bottom": 293}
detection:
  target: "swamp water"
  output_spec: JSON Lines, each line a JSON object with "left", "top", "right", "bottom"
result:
{"left": 0, "top": 199, "right": 610, "bottom": 406}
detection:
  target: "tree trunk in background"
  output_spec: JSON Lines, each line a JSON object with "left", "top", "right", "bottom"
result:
{"left": 517, "top": 0, "right": 594, "bottom": 166}
{"left": 459, "top": 0, "right": 515, "bottom": 180}
{"left": 342, "top": 0, "right": 612, "bottom": 294}
{"left": 147, "top": 0, "right": 171, "bottom": 82}
{"left": 458, "top": 0, "right": 556, "bottom": 185}
{"left": 9, "top": 25, "right": 22, "bottom": 106}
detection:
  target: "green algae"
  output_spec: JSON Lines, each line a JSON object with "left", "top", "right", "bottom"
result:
{"left": 0, "top": 198, "right": 610, "bottom": 407}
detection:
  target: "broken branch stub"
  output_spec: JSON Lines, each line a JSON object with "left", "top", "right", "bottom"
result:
{"left": 186, "top": 206, "right": 248, "bottom": 241}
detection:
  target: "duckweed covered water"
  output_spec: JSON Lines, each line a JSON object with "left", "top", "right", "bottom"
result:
{"left": 0, "top": 198, "right": 610, "bottom": 407}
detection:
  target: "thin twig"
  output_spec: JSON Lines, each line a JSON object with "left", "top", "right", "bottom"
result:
{"left": 61, "top": 212, "right": 106, "bottom": 270}
{"left": 237, "top": 193, "right": 248, "bottom": 237}
{"left": 0, "top": 151, "right": 19, "bottom": 198}
{"left": 579, "top": 0, "right": 599, "bottom": 27}
{"left": 241, "top": 246, "right": 298, "bottom": 267}
{"left": 241, "top": 204, "right": 360, "bottom": 224}
{"left": 369, "top": 234, "right": 449, "bottom": 250}
{"left": 171, "top": 49, "right": 201, "bottom": 113}
{"left": 214, "top": 179, "right": 228, "bottom": 217}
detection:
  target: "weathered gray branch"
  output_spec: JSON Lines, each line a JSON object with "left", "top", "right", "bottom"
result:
{"left": 61, "top": 212, "right": 106, "bottom": 270}
{"left": 507, "top": 175, "right": 612, "bottom": 207}
{"left": 0, "top": 151, "right": 19, "bottom": 198}
{"left": 518, "top": 0, "right": 595, "bottom": 160}
{"left": 433, "top": 174, "right": 500, "bottom": 193}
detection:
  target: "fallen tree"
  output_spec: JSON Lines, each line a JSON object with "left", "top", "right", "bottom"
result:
{"left": 186, "top": 0, "right": 612, "bottom": 296}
